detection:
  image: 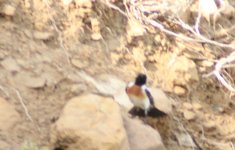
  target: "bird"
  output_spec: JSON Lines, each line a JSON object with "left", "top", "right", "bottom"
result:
{"left": 125, "top": 73, "right": 167, "bottom": 117}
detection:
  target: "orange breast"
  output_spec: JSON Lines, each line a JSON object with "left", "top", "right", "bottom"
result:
{"left": 126, "top": 85, "right": 146, "bottom": 99}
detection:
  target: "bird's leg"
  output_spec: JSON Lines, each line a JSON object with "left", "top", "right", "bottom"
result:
{"left": 144, "top": 109, "right": 148, "bottom": 117}
{"left": 142, "top": 109, "right": 148, "bottom": 124}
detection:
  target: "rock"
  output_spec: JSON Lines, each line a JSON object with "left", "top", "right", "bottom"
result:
{"left": 183, "top": 102, "right": 193, "bottom": 110}
{"left": 183, "top": 110, "right": 196, "bottom": 121}
{"left": 127, "top": 19, "right": 145, "bottom": 37}
{"left": 0, "top": 97, "right": 20, "bottom": 131}
{"left": 71, "top": 58, "right": 89, "bottom": 69}
{"left": 90, "top": 18, "right": 102, "bottom": 40}
{"left": 91, "top": 33, "right": 102, "bottom": 40}
{"left": 1, "top": 4, "right": 16, "bottom": 16}
{"left": 175, "top": 132, "right": 196, "bottom": 148}
{"left": 62, "top": 0, "right": 73, "bottom": 5}
{"left": 212, "top": 104, "right": 224, "bottom": 113}
{"left": 198, "top": 60, "right": 214, "bottom": 67}
{"left": 78, "top": 72, "right": 133, "bottom": 109}
{"left": 1, "top": 57, "right": 20, "bottom": 72}
{"left": 203, "top": 121, "right": 216, "bottom": 131}
{"left": 154, "top": 34, "right": 161, "bottom": 45}
{"left": 151, "top": 88, "right": 172, "bottom": 114}
{"left": 198, "top": 67, "right": 206, "bottom": 73}
{"left": 50, "top": 94, "right": 130, "bottom": 150}
{"left": 70, "top": 83, "right": 87, "bottom": 94}
{"left": 33, "top": 31, "right": 53, "bottom": 40}
{"left": 15, "top": 71, "right": 46, "bottom": 88}
{"left": 90, "top": 18, "right": 100, "bottom": 33}
{"left": 192, "top": 102, "right": 202, "bottom": 110}
{"left": 127, "top": 19, "right": 145, "bottom": 42}
{"left": 122, "top": 114, "right": 166, "bottom": 150}
{"left": 174, "top": 86, "right": 186, "bottom": 96}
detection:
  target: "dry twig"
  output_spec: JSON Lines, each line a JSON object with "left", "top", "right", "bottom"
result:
{"left": 103, "top": 0, "right": 235, "bottom": 92}
{"left": 204, "top": 52, "right": 235, "bottom": 92}
{"left": 43, "top": 0, "right": 71, "bottom": 65}
{"left": 14, "top": 89, "right": 34, "bottom": 122}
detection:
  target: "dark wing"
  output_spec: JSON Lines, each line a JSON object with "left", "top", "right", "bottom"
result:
{"left": 145, "top": 88, "right": 154, "bottom": 105}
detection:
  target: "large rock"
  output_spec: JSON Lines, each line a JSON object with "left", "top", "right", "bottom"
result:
{"left": 151, "top": 88, "right": 173, "bottom": 114}
{"left": 0, "top": 97, "right": 20, "bottom": 131}
{"left": 122, "top": 113, "right": 166, "bottom": 150}
{"left": 78, "top": 72, "right": 133, "bottom": 109}
{"left": 50, "top": 94, "right": 130, "bottom": 150}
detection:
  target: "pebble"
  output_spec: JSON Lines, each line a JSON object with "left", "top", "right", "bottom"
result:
{"left": 174, "top": 86, "right": 186, "bottom": 96}
{"left": 192, "top": 102, "right": 202, "bottom": 110}
{"left": 1, "top": 4, "right": 16, "bottom": 16}
{"left": 33, "top": 31, "right": 53, "bottom": 40}
{"left": 71, "top": 58, "right": 89, "bottom": 69}
{"left": 183, "top": 110, "right": 196, "bottom": 121}
{"left": 62, "top": 0, "right": 73, "bottom": 5}
{"left": 203, "top": 121, "right": 216, "bottom": 131}
{"left": 198, "top": 60, "right": 214, "bottom": 67}
{"left": 183, "top": 102, "right": 193, "bottom": 110}
{"left": 91, "top": 33, "right": 102, "bottom": 41}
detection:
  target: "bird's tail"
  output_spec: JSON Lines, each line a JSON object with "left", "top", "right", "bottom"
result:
{"left": 148, "top": 107, "right": 167, "bottom": 117}
{"left": 128, "top": 106, "right": 167, "bottom": 117}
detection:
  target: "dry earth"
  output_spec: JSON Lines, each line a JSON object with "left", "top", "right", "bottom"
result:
{"left": 0, "top": 0, "right": 235, "bottom": 150}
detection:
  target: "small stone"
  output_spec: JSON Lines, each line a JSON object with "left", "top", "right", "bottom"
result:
{"left": 183, "top": 110, "right": 196, "bottom": 121}
{"left": 154, "top": 35, "right": 161, "bottom": 44}
{"left": 24, "top": 0, "right": 31, "bottom": 8}
{"left": 71, "top": 58, "right": 89, "bottom": 69}
{"left": 127, "top": 19, "right": 145, "bottom": 38}
{"left": 62, "top": 0, "right": 73, "bottom": 5}
{"left": 33, "top": 31, "right": 53, "bottom": 40}
{"left": 199, "top": 67, "right": 206, "bottom": 72}
{"left": 212, "top": 104, "right": 224, "bottom": 113}
{"left": 90, "top": 18, "right": 100, "bottom": 32}
{"left": 91, "top": 33, "right": 102, "bottom": 41}
{"left": 192, "top": 102, "right": 202, "bottom": 110}
{"left": 70, "top": 84, "right": 87, "bottom": 94}
{"left": 198, "top": 60, "right": 214, "bottom": 67}
{"left": 1, "top": 57, "right": 20, "bottom": 72}
{"left": 1, "top": 4, "right": 16, "bottom": 16}
{"left": 183, "top": 102, "right": 193, "bottom": 110}
{"left": 15, "top": 72, "right": 46, "bottom": 88}
{"left": 174, "top": 86, "right": 186, "bottom": 96}
{"left": 203, "top": 121, "right": 216, "bottom": 131}
{"left": 175, "top": 132, "right": 196, "bottom": 147}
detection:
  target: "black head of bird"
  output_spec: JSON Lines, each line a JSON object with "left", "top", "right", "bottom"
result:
{"left": 135, "top": 73, "right": 147, "bottom": 86}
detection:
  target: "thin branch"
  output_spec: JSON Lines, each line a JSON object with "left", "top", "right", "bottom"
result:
{"left": 44, "top": 0, "right": 71, "bottom": 65}
{"left": 14, "top": 89, "right": 34, "bottom": 122}
{"left": 14, "top": 88, "right": 41, "bottom": 132}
